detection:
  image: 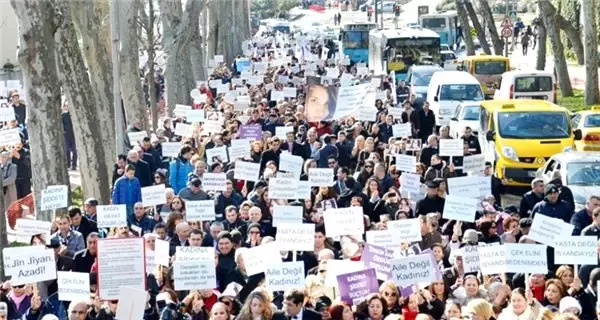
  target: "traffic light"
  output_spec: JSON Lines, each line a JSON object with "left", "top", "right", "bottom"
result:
{"left": 394, "top": 4, "right": 400, "bottom": 17}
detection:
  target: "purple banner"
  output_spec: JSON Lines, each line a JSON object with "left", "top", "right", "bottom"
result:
{"left": 239, "top": 124, "right": 262, "bottom": 140}
{"left": 336, "top": 268, "right": 380, "bottom": 305}
{"left": 361, "top": 243, "right": 394, "bottom": 281}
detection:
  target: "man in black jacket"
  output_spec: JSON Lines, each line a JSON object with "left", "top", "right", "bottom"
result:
{"left": 73, "top": 233, "right": 98, "bottom": 273}
{"left": 11, "top": 141, "right": 31, "bottom": 199}
{"left": 273, "top": 289, "right": 322, "bottom": 320}
{"left": 419, "top": 135, "right": 439, "bottom": 168}
{"left": 127, "top": 149, "right": 153, "bottom": 187}
{"left": 549, "top": 170, "right": 575, "bottom": 211}
{"left": 259, "top": 136, "right": 282, "bottom": 173}
{"left": 418, "top": 102, "right": 436, "bottom": 142}
{"left": 68, "top": 206, "right": 98, "bottom": 242}
{"left": 415, "top": 180, "right": 446, "bottom": 217}
{"left": 281, "top": 132, "right": 305, "bottom": 158}
{"left": 519, "top": 178, "right": 545, "bottom": 218}
{"left": 62, "top": 103, "right": 77, "bottom": 170}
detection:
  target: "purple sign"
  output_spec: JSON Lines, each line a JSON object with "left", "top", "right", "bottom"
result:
{"left": 361, "top": 243, "right": 394, "bottom": 281}
{"left": 336, "top": 268, "right": 380, "bottom": 305}
{"left": 239, "top": 124, "right": 262, "bottom": 140}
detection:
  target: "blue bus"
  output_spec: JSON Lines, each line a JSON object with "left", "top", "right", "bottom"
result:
{"left": 369, "top": 27, "right": 441, "bottom": 81}
{"left": 419, "top": 11, "right": 459, "bottom": 49}
{"left": 339, "top": 22, "right": 377, "bottom": 65}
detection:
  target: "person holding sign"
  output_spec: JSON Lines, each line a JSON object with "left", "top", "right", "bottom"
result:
{"left": 424, "top": 155, "right": 456, "bottom": 183}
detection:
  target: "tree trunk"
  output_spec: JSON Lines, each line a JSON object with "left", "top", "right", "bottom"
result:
{"left": 159, "top": 0, "right": 202, "bottom": 115}
{"left": 456, "top": 0, "right": 475, "bottom": 55}
{"left": 536, "top": 15, "right": 548, "bottom": 71}
{"left": 71, "top": 0, "right": 117, "bottom": 180}
{"left": 208, "top": 0, "right": 251, "bottom": 65}
{"left": 10, "top": 0, "right": 70, "bottom": 219}
{"left": 583, "top": 0, "right": 600, "bottom": 104}
{"left": 143, "top": 0, "right": 159, "bottom": 132}
{"left": 463, "top": 0, "right": 491, "bottom": 54}
{"left": 190, "top": 9, "right": 207, "bottom": 83}
{"left": 545, "top": 0, "right": 584, "bottom": 65}
{"left": 55, "top": 0, "right": 112, "bottom": 204}
{"left": 540, "top": 0, "right": 573, "bottom": 97}
{"left": 119, "top": 0, "right": 148, "bottom": 130}
{"left": 206, "top": 0, "right": 220, "bottom": 60}
{"left": 479, "top": 0, "right": 503, "bottom": 55}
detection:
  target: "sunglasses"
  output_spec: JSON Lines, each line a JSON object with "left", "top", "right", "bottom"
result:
{"left": 12, "top": 284, "right": 25, "bottom": 289}
{"left": 383, "top": 291, "right": 397, "bottom": 297}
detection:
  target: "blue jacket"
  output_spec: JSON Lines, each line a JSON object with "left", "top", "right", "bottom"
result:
{"left": 317, "top": 144, "right": 339, "bottom": 168}
{"left": 24, "top": 292, "right": 67, "bottom": 320}
{"left": 128, "top": 215, "right": 157, "bottom": 235}
{"left": 169, "top": 156, "right": 193, "bottom": 193}
{"left": 571, "top": 208, "right": 593, "bottom": 236}
{"left": 112, "top": 176, "right": 142, "bottom": 206}
{"left": 531, "top": 199, "right": 573, "bottom": 223}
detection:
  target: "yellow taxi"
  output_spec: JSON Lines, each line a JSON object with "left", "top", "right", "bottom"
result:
{"left": 572, "top": 106, "right": 600, "bottom": 151}
{"left": 458, "top": 55, "right": 510, "bottom": 98}
{"left": 478, "top": 100, "right": 582, "bottom": 186}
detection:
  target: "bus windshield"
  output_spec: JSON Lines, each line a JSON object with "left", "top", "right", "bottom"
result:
{"left": 474, "top": 61, "right": 507, "bottom": 75}
{"left": 386, "top": 39, "right": 441, "bottom": 73}
{"left": 498, "top": 112, "right": 571, "bottom": 139}
{"left": 422, "top": 18, "right": 447, "bottom": 28}
{"left": 342, "top": 31, "right": 368, "bottom": 49}
{"left": 439, "top": 84, "right": 484, "bottom": 101}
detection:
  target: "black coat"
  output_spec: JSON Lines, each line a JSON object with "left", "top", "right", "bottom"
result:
{"left": 273, "top": 308, "right": 322, "bottom": 320}
{"left": 73, "top": 248, "right": 96, "bottom": 273}
{"left": 418, "top": 109, "right": 436, "bottom": 139}
{"left": 13, "top": 148, "right": 32, "bottom": 179}
{"left": 259, "top": 148, "right": 281, "bottom": 173}
{"left": 419, "top": 146, "right": 438, "bottom": 167}
{"left": 129, "top": 159, "right": 153, "bottom": 187}
{"left": 415, "top": 195, "right": 445, "bottom": 217}
{"left": 73, "top": 216, "right": 98, "bottom": 241}
{"left": 281, "top": 141, "right": 306, "bottom": 159}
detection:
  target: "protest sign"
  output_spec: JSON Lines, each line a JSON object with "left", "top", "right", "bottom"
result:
{"left": 185, "top": 200, "right": 216, "bottom": 221}
{"left": 275, "top": 126, "right": 294, "bottom": 139}
{"left": 155, "top": 239, "right": 170, "bottom": 267}
{"left": 305, "top": 77, "right": 368, "bottom": 121}
{"left": 205, "top": 146, "right": 229, "bottom": 165}
{"left": 279, "top": 153, "right": 304, "bottom": 177}
{"left": 3, "top": 246, "right": 45, "bottom": 277}
{"left": 366, "top": 230, "right": 397, "bottom": 248}
{"left": 505, "top": 243, "right": 547, "bottom": 274}
{"left": 265, "top": 262, "right": 305, "bottom": 291}
{"left": 554, "top": 236, "right": 597, "bottom": 265}
{"left": 268, "top": 177, "right": 298, "bottom": 199}
{"left": 202, "top": 173, "right": 227, "bottom": 191}
{"left": 276, "top": 223, "right": 315, "bottom": 251}
{"left": 58, "top": 271, "right": 90, "bottom": 301}
{"left": 202, "top": 120, "right": 222, "bottom": 134}
{"left": 174, "top": 123, "right": 192, "bottom": 136}
{"left": 283, "top": 87, "right": 297, "bottom": 98}
{"left": 141, "top": 184, "right": 166, "bottom": 206}
{"left": 115, "top": 286, "right": 148, "bottom": 320}
{"left": 395, "top": 154, "right": 416, "bottom": 173}
{"left": 0, "top": 107, "right": 15, "bottom": 122}
{"left": 400, "top": 173, "right": 421, "bottom": 194}
{"left": 127, "top": 131, "right": 147, "bottom": 146}
{"left": 361, "top": 244, "right": 394, "bottom": 280}
{"left": 243, "top": 242, "right": 282, "bottom": 276}
{"left": 387, "top": 219, "right": 422, "bottom": 243}
{"left": 273, "top": 205, "right": 303, "bottom": 226}
{"left": 174, "top": 246, "right": 214, "bottom": 263}
{"left": 463, "top": 154, "right": 486, "bottom": 175}
{"left": 97, "top": 237, "right": 146, "bottom": 300}
{"left": 447, "top": 176, "right": 491, "bottom": 199}
{"left": 439, "top": 139, "right": 464, "bottom": 157}
{"left": 295, "top": 180, "right": 312, "bottom": 199}
{"left": 8, "top": 249, "right": 56, "bottom": 286}
{"left": 337, "top": 269, "right": 380, "bottom": 305}
{"left": 390, "top": 253, "right": 439, "bottom": 287}
{"left": 145, "top": 249, "right": 156, "bottom": 275}
{"left": 463, "top": 245, "right": 480, "bottom": 273}
{"left": 186, "top": 109, "right": 205, "bottom": 123}
{"left": 0, "top": 128, "right": 21, "bottom": 146}
{"left": 228, "top": 145, "right": 250, "bottom": 161}
{"left": 161, "top": 142, "right": 181, "bottom": 157}
{"left": 478, "top": 244, "right": 506, "bottom": 275}
{"left": 231, "top": 138, "right": 252, "bottom": 148}
{"left": 173, "top": 260, "right": 217, "bottom": 291}
{"left": 41, "top": 185, "right": 68, "bottom": 211}
{"left": 239, "top": 124, "right": 262, "bottom": 140}
{"left": 308, "top": 168, "right": 333, "bottom": 187}
{"left": 443, "top": 195, "right": 478, "bottom": 222}
{"left": 325, "top": 260, "right": 365, "bottom": 287}
{"left": 529, "top": 214, "right": 573, "bottom": 247}
{"left": 392, "top": 123, "right": 412, "bottom": 138}
{"left": 97, "top": 205, "right": 127, "bottom": 228}
{"left": 323, "top": 207, "right": 364, "bottom": 238}
{"left": 174, "top": 104, "right": 192, "bottom": 117}
{"left": 15, "top": 219, "right": 52, "bottom": 244}
{"left": 234, "top": 161, "right": 260, "bottom": 182}
{"left": 356, "top": 106, "right": 378, "bottom": 122}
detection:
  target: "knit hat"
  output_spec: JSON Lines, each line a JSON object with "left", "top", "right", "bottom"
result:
{"left": 559, "top": 296, "right": 581, "bottom": 314}
{"left": 545, "top": 184, "right": 559, "bottom": 196}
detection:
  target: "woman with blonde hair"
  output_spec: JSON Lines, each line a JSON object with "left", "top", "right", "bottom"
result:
{"left": 350, "top": 135, "right": 366, "bottom": 171}
{"left": 465, "top": 299, "right": 495, "bottom": 320}
{"left": 210, "top": 302, "right": 233, "bottom": 320}
{"left": 235, "top": 291, "right": 273, "bottom": 320}
{"left": 379, "top": 281, "right": 401, "bottom": 314}
{"left": 497, "top": 288, "right": 541, "bottom": 320}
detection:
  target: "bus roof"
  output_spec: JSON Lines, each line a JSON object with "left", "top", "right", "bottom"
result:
{"left": 420, "top": 11, "right": 458, "bottom": 18}
{"left": 342, "top": 22, "right": 377, "bottom": 30}
{"left": 370, "top": 27, "right": 440, "bottom": 40}
{"left": 481, "top": 100, "right": 567, "bottom": 113}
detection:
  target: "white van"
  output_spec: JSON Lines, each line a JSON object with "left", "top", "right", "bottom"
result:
{"left": 426, "top": 71, "right": 484, "bottom": 126}
{"left": 493, "top": 71, "right": 556, "bottom": 102}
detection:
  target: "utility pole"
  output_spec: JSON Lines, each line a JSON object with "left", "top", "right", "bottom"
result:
{"left": 375, "top": 0, "right": 379, "bottom": 27}
{"left": 110, "top": 0, "right": 125, "bottom": 155}
{"left": 504, "top": 0, "right": 509, "bottom": 56}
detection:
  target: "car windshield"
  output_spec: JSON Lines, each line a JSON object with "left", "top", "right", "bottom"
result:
{"left": 439, "top": 84, "right": 484, "bottom": 101}
{"left": 462, "top": 106, "right": 481, "bottom": 120}
{"left": 412, "top": 69, "right": 438, "bottom": 86}
{"left": 567, "top": 162, "right": 600, "bottom": 186}
{"left": 498, "top": 111, "right": 571, "bottom": 139}
{"left": 474, "top": 61, "right": 506, "bottom": 75}
{"left": 514, "top": 76, "right": 553, "bottom": 92}
{"left": 422, "top": 18, "right": 446, "bottom": 28}
{"left": 584, "top": 114, "right": 600, "bottom": 127}
{"left": 342, "top": 31, "right": 368, "bottom": 49}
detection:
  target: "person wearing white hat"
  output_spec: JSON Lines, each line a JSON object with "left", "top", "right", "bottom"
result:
{"left": 559, "top": 296, "right": 582, "bottom": 317}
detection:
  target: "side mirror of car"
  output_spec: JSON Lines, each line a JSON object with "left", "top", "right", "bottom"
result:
{"left": 450, "top": 117, "right": 458, "bottom": 121}
{"left": 486, "top": 131, "right": 496, "bottom": 141}
{"left": 434, "top": 96, "right": 439, "bottom": 102}
{"left": 574, "top": 129, "right": 582, "bottom": 140}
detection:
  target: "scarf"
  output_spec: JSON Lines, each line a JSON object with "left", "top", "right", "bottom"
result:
{"left": 9, "top": 290, "right": 27, "bottom": 310}
{"left": 531, "top": 284, "right": 544, "bottom": 302}
{"left": 402, "top": 307, "right": 418, "bottom": 320}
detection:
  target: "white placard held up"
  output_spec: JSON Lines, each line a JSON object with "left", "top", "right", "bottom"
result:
{"left": 529, "top": 214, "right": 573, "bottom": 247}
{"left": 15, "top": 219, "right": 51, "bottom": 244}
{"left": 127, "top": 131, "right": 147, "bottom": 146}
{"left": 295, "top": 181, "right": 312, "bottom": 199}
{"left": 186, "top": 110, "right": 205, "bottom": 123}
{"left": 447, "top": 176, "right": 491, "bottom": 199}
{"left": 202, "top": 173, "right": 227, "bottom": 191}
{"left": 97, "top": 238, "right": 146, "bottom": 300}
{"left": 161, "top": 142, "right": 181, "bottom": 157}
{"left": 155, "top": 238, "right": 170, "bottom": 267}
{"left": 173, "top": 261, "right": 217, "bottom": 291}
{"left": 387, "top": 219, "right": 422, "bottom": 243}
{"left": 390, "top": 254, "right": 438, "bottom": 287}
{"left": 400, "top": 173, "right": 421, "bottom": 194}
{"left": 205, "top": 146, "right": 229, "bottom": 165}
{"left": 505, "top": 243, "right": 547, "bottom": 274}
{"left": 554, "top": 236, "right": 598, "bottom": 265}
{"left": 175, "top": 246, "right": 214, "bottom": 263}
{"left": 439, "top": 139, "right": 464, "bottom": 157}
{"left": 279, "top": 153, "right": 303, "bottom": 177}
{"left": 234, "top": 161, "right": 260, "bottom": 182}
{"left": 58, "top": 271, "right": 90, "bottom": 301}
{"left": 463, "top": 245, "right": 480, "bottom": 273}
{"left": 275, "top": 126, "right": 294, "bottom": 139}
{"left": 323, "top": 207, "right": 364, "bottom": 238}
{"left": 443, "top": 195, "right": 478, "bottom": 222}
{"left": 276, "top": 223, "right": 315, "bottom": 251}
{"left": 41, "top": 185, "right": 68, "bottom": 211}
{"left": 265, "top": 261, "right": 305, "bottom": 291}
{"left": 283, "top": 87, "right": 297, "bottom": 98}
{"left": 0, "top": 128, "right": 21, "bottom": 146}
{"left": 268, "top": 177, "right": 298, "bottom": 200}
{"left": 242, "top": 242, "right": 282, "bottom": 276}
{"left": 96, "top": 205, "right": 128, "bottom": 228}
{"left": 228, "top": 145, "right": 250, "bottom": 161}
{"left": 366, "top": 230, "right": 397, "bottom": 248}
{"left": 395, "top": 155, "right": 416, "bottom": 173}
{"left": 174, "top": 123, "right": 192, "bottom": 136}
{"left": 273, "top": 205, "right": 303, "bottom": 226}
{"left": 3, "top": 246, "right": 45, "bottom": 277}
{"left": 115, "top": 286, "right": 148, "bottom": 320}
{"left": 356, "top": 107, "right": 378, "bottom": 122}
{"left": 185, "top": 200, "right": 216, "bottom": 221}
{"left": 141, "top": 184, "right": 166, "bottom": 206}
{"left": 392, "top": 123, "right": 412, "bottom": 137}
{"left": 478, "top": 244, "right": 506, "bottom": 275}
{"left": 9, "top": 249, "right": 57, "bottom": 286}
{"left": 0, "top": 107, "right": 15, "bottom": 122}
{"left": 308, "top": 168, "right": 334, "bottom": 187}
{"left": 463, "top": 154, "right": 486, "bottom": 175}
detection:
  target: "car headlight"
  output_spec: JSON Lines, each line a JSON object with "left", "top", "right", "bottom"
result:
{"left": 563, "top": 146, "right": 574, "bottom": 152}
{"left": 502, "top": 146, "right": 518, "bottom": 161}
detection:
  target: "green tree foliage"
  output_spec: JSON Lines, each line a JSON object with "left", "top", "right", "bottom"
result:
{"left": 251, "top": 0, "right": 299, "bottom": 19}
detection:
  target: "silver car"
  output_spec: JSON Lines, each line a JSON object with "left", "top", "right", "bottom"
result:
{"left": 405, "top": 65, "right": 443, "bottom": 108}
